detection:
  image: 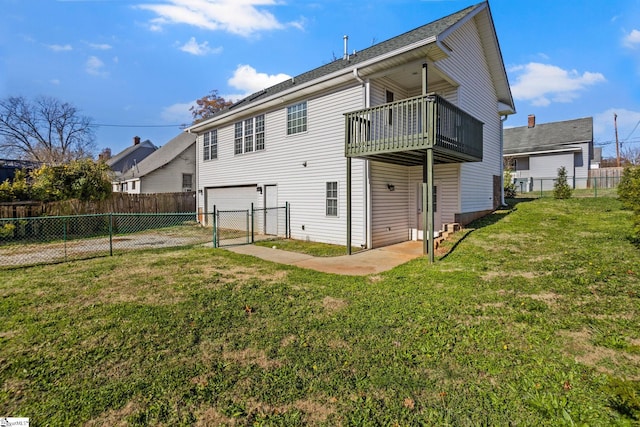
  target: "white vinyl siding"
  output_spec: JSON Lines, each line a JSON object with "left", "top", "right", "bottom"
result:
{"left": 437, "top": 17, "right": 502, "bottom": 214}
{"left": 370, "top": 161, "right": 410, "bottom": 248}
{"left": 133, "top": 145, "right": 196, "bottom": 194}
{"left": 530, "top": 153, "right": 574, "bottom": 191}
{"left": 409, "top": 164, "right": 460, "bottom": 226}
{"left": 197, "top": 84, "right": 365, "bottom": 247}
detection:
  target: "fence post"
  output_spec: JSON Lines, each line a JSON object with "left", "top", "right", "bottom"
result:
{"left": 540, "top": 180, "right": 543, "bottom": 198}
{"left": 63, "top": 217, "right": 68, "bottom": 262}
{"left": 251, "top": 202, "right": 255, "bottom": 243}
{"left": 285, "top": 202, "right": 289, "bottom": 239}
{"left": 246, "top": 208, "right": 251, "bottom": 244}
{"left": 213, "top": 205, "right": 218, "bottom": 248}
{"left": 109, "top": 213, "right": 113, "bottom": 256}
{"left": 594, "top": 178, "right": 598, "bottom": 198}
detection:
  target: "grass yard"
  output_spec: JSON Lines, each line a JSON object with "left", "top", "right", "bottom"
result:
{"left": 1, "top": 197, "right": 639, "bottom": 425}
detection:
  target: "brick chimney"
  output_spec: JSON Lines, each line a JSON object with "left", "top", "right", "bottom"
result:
{"left": 98, "top": 148, "right": 111, "bottom": 161}
{"left": 527, "top": 114, "right": 536, "bottom": 128}
{"left": 133, "top": 136, "right": 141, "bottom": 145}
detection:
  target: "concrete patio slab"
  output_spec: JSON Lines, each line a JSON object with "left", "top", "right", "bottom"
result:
{"left": 225, "top": 240, "right": 424, "bottom": 276}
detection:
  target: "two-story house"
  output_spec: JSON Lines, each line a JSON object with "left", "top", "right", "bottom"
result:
{"left": 188, "top": 1, "right": 515, "bottom": 258}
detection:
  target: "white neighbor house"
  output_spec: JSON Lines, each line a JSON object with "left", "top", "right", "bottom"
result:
{"left": 115, "top": 132, "right": 197, "bottom": 194}
{"left": 503, "top": 115, "right": 594, "bottom": 192}
{"left": 188, "top": 1, "right": 515, "bottom": 256}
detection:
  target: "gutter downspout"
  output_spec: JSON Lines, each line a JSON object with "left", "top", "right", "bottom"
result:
{"left": 500, "top": 114, "right": 508, "bottom": 207}
{"left": 352, "top": 68, "right": 371, "bottom": 249}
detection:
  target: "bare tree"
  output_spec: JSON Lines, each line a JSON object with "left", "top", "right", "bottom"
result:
{"left": 0, "top": 96, "right": 96, "bottom": 163}
{"left": 621, "top": 145, "right": 640, "bottom": 166}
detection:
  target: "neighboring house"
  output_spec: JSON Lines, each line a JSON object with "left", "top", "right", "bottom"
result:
{"left": 107, "top": 136, "right": 158, "bottom": 192}
{"left": 504, "top": 115, "right": 594, "bottom": 192}
{"left": 188, "top": 1, "right": 515, "bottom": 256}
{"left": 0, "top": 159, "right": 41, "bottom": 182}
{"left": 114, "top": 132, "right": 197, "bottom": 194}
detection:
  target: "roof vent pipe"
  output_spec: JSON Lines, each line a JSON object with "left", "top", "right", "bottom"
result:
{"left": 343, "top": 35, "right": 349, "bottom": 60}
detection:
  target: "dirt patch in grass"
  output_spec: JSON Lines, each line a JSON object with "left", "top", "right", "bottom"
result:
{"left": 559, "top": 329, "right": 640, "bottom": 380}
{"left": 528, "top": 291, "right": 562, "bottom": 306}
{"left": 293, "top": 397, "right": 336, "bottom": 423}
{"left": 194, "top": 406, "right": 236, "bottom": 426}
{"left": 481, "top": 271, "right": 542, "bottom": 281}
{"left": 322, "top": 296, "right": 347, "bottom": 312}
{"left": 222, "top": 347, "right": 281, "bottom": 369}
{"left": 86, "top": 401, "right": 143, "bottom": 427}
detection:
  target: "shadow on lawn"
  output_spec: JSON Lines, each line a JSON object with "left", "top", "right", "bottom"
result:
{"left": 439, "top": 199, "right": 529, "bottom": 260}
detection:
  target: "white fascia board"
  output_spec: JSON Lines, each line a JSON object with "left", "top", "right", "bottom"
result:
{"left": 503, "top": 147, "right": 583, "bottom": 157}
{"left": 188, "top": 36, "right": 438, "bottom": 133}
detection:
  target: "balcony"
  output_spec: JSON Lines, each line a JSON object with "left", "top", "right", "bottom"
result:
{"left": 344, "top": 94, "right": 483, "bottom": 165}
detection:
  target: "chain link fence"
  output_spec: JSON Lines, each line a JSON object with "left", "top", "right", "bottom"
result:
{"left": 0, "top": 213, "right": 211, "bottom": 268}
{"left": 510, "top": 177, "right": 620, "bottom": 199}
{"left": 209, "top": 204, "right": 290, "bottom": 247}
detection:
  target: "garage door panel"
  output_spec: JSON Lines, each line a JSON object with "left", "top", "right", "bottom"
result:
{"left": 206, "top": 186, "right": 257, "bottom": 212}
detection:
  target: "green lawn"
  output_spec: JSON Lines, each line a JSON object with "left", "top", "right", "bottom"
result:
{"left": 1, "top": 197, "right": 639, "bottom": 425}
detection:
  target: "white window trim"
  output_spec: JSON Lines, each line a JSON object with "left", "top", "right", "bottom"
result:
{"left": 234, "top": 115, "right": 265, "bottom": 155}
{"left": 287, "top": 101, "right": 307, "bottom": 136}
{"left": 326, "top": 181, "right": 339, "bottom": 217}
{"left": 203, "top": 130, "right": 217, "bottom": 161}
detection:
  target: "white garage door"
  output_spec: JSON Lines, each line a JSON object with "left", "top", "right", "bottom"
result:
{"left": 206, "top": 185, "right": 257, "bottom": 213}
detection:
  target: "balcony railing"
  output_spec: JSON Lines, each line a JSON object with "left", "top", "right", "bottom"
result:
{"left": 344, "top": 94, "right": 483, "bottom": 164}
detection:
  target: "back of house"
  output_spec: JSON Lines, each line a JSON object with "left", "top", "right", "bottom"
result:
{"left": 190, "top": 1, "right": 515, "bottom": 250}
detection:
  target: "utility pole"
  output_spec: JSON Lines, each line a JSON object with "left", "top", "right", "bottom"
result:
{"left": 615, "top": 113, "right": 620, "bottom": 167}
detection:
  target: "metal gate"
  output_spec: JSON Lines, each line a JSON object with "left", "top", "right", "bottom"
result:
{"left": 212, "top": 203, "right": 289, "bottom": 247}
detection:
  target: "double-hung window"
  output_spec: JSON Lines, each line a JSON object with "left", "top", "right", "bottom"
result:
{"left": 287, "top": 101, "right": 307, "bottom": 135}
{"left": 235, "top": 115, "right": 265, "bottom": 155}
{"left": 326, "top": 181, "right": 338, "bottom": 217}
{"left": 203, "top": 130, "right": 217, "bottom": 161}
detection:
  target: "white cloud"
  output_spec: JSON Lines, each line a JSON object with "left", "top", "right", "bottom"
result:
{"left": 86, "top": 56, "right": 108, "bottom": 77}
{"left": 228, "top": 64, "right": 290, "bottom": 94}
{"left": 509, "top": 62, "right": 605, "bottom": 107}
{"left": 178, "top": 37, "right": 222, "bottom": 55}
{"left": 594, "top": 108, "right": 640, "bottom": 142}
{"left": 161, "top": 101, "right": 195, "bottom": 124}
{"left": 47, "top": 44, "right": 72, "bottom": 52}
{"left": 136, "top": 0, "right": 301, "bottom": 37}
{"left": 87, "top": 42, "right": 113, "bottom": 50}
{"left": 623, "top": 29, "right": 640, "bottom": 48}
{"left": 50, "top": 79, "right": 61, "bottom": 85}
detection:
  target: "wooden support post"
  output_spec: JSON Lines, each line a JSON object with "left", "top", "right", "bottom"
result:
{"left": 347, "top": 156, "right": 352, "bottom": 255}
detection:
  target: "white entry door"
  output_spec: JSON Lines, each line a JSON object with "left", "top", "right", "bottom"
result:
{"left": 411, "top": 180, "right": 441, "bottom": 240}
{"left": 264, "top": 184, "right": 278, "bottom": 235}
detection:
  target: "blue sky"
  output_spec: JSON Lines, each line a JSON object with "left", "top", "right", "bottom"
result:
{"left": 1, "top": 0, "right": 639, "bottom": 158}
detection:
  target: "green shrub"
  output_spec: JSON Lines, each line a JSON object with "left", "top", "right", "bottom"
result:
{"left": 618, "top": 166, "right": 640, "bottom": 239}
{"left": 504, "top": 170, "right": 517, "bottom": 198}
{"left": 0, "top": 223, "right": 16, "bottom": 238}
{"left": 553, "top": 166, "right": 572, "bottom": 199}
{"left": 606, "top": 376, "right": 640, "bottom": 420}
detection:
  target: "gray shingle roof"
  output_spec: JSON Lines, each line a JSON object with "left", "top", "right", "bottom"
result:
{"left": 215, "top": 2, "right": 485, "bottom": 116}
{"left": 503, "top": 117, "right": 593, "bottom": 155}
{"left": 106, "top": 139, "right": 157, "bottom": 174}
{"left": 121, "top": 132, "right": 196, "bottom": 180}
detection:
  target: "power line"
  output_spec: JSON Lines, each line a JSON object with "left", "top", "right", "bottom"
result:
{"left": 90, "top": 123, "right": 188, "bottom": 128}
{"left": 623, "top": 119, "right": 640, "bottom": 144}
